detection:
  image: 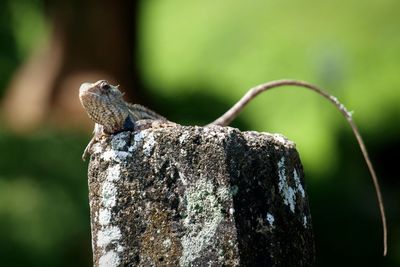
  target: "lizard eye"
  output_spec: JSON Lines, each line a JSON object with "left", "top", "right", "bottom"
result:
{"left": 100, "top": 81, "right": 111, "bottom": 91}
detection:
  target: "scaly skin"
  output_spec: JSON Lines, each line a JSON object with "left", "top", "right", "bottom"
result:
{"left": 79, "top": 80, "right": 166, "bottom": 160}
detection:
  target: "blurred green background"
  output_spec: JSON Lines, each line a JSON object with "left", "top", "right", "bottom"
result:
{"left": 0, "top": 0, "right": 399, "bottom": 266}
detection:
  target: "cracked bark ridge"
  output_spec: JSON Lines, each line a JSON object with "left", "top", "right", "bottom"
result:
{"left": 87, "top": 124, "right": 315, "bottom": 267}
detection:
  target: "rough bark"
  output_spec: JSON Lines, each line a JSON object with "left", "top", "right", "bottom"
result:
{"left": 87, "top": 124, "right": 315, "bottom": 267}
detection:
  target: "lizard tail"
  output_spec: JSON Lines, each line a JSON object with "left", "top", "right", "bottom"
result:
{"left": 208, "top": 79, "right": 387, "bottom": 256}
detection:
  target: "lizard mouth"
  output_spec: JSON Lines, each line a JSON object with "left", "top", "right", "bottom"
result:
{"left": 79, "top": 82, "right": 101, "bottom": 97}
{"left": 83, "top": 91, "right": 100, "bottom": 98}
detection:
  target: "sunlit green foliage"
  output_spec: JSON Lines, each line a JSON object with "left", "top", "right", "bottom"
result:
{"left": 8, "top": 0, "right": 48, "bottom": 59}
{"left": 140, "top": 0, "right": 400, "bottom": 175}
{"left": 0, "top": 131, "right": 91, "bottom": 266}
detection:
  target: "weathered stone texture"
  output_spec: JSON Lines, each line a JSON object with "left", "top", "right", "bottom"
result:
{"left": 87, "top": 124, "right": 314, "bottom": 267}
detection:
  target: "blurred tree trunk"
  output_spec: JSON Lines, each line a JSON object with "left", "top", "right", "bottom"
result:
{"left": 2, "top": 0, "right": 144, "bottom": 132}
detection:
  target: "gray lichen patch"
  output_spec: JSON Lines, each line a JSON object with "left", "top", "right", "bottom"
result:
{"left": 91, "top": 161, "right": 125, "bottom": 267}
{"left": 180, "top": 176, "right": 229, "bottom": 266}
{"left": 87, "top": 124, "right": 314, "bottom": 267}
{"left": 266, "top": 213, "right": 275, "bottom": 227}
{"left": 277, "top": 156, "right": 307, "bottom": 215}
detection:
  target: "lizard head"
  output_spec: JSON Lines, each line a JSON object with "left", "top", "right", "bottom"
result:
{"left": 79, "top": 80, "right": 124, "bottom": 101}
{"left": 79, "top": 80, "right": 130, "bottom": 133}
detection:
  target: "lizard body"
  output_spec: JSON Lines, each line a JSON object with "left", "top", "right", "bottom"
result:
{"left": 79, "top": 80, "right": 167, "bottom": 159}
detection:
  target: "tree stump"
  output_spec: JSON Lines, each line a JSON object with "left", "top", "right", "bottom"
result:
{"left": 87, "top": 124, "right": 315, "bottom": 267}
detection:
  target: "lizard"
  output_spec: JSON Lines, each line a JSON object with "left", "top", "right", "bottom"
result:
{"left": 79, "top": 80, "right": 169, "bottom": 160}
{"left": 79, "top": 79, "right": 387, "bottom": 256}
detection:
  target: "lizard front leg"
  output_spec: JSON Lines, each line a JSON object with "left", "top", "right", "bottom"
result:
{"left": 82, "top": 123, "right": 105, "bottom": 161}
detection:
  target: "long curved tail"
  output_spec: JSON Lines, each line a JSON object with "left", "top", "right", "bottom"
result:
{"left": 209, "top": 79, "right": 387, "bottom": 256}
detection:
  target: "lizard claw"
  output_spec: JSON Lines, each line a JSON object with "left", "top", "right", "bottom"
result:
{"left": 82, "top": 138, "right": 96, "bottom": 161}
